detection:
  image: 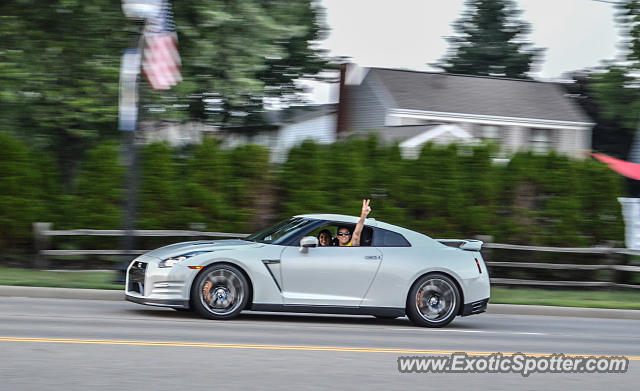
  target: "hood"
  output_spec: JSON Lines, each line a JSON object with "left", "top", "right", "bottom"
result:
{"left": 142, "top": 239, "right": 260, "bottom": 261}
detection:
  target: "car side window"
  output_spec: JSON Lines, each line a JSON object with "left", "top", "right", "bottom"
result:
{"left": 373, "top": 228, "right": 411, "bottom": 247}
{"left": 294, "top": 223, "right": 374, "bottom": 247}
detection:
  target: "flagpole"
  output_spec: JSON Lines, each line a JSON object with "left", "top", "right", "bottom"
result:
{"left": 125, "top": 25, "right": 144, "bottom": 278}
{"left": 117, "top": 0, "right": 180, "bottom": 283}
{"left": 116, "top": 2, "right": 157, "bottom": 283}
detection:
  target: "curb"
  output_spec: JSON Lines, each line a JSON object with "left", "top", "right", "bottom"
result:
{"left": 0, "top": 285, "right": 124, "bottom": 301}
{"left": 487, "top": 303, "right": 640, "bottom": 320}
{"left": 1, "top": 285, "right": 639, "bottom": 320}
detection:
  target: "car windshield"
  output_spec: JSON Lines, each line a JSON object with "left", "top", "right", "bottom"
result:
{"left": 245, "top": 217, "right": 316, "bottom": 244}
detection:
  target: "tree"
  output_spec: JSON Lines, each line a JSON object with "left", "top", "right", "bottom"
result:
{"left": 618, "top": 0, "right": 640, "bottom": 67}
{"left": 156, "top": 0, "right": 332, "bottom": 126}
{"left": 71, "top": 141, "right": 124, "bottom": 229}
{"left": 0, "top": 0, "right": 128, "bottom": 183}
{"left": 437, "top": 0, "right": 542, "bottom": 79}
{"left": 0, "top": 0, "right": 332, "bottom": 182}
{"left": 0, "top": 132, "right": 49, "bottom": 250}
{"left": 563, "top": 70, "right": 636, "bottom": 159}
{"left": 566, "top": 1, "right": 640, "bottom": 160}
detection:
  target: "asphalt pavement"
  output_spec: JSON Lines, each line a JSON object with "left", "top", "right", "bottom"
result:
{"left": 0, "top": 288, "right": 638, "bottom": 390}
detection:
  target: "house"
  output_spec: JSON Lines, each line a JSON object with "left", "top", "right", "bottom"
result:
{"left": 351, "top": 123, "right": 478, "bottom": 159}
{"left": 220, "top": 104, "right": 337, "bottom": 163}
{"left": 137, "top": 105, "right": 336, "bottom": 163}
{"left": 338, "top": 65, "right": 594, "bottom": 158}
{"left": 138, "top": 120, "right": 218, "bottom": 147}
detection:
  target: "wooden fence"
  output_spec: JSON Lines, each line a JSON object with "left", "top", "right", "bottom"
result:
{"left": 34, "top": 223, "right": 640, "bottom": 289}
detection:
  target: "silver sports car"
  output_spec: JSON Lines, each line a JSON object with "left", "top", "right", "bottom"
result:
{"left": 125, "top": 214, "right": 490, "bottom": 327}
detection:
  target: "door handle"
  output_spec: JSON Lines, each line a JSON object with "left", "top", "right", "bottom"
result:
{"left": 364, "top": 255, "right": 381, "bottom": 260}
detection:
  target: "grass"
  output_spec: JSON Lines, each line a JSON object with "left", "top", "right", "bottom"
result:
{"left": 490, "top": 286, "right": 640, "bottom": 310}
{"left": 1, "top": 267, "right": 639, "bottom": 310}
{"left": 0, "top": 267, "right": 123, "bottom": 290}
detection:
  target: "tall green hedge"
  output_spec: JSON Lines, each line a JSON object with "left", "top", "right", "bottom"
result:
{"left": 0, "top": 131, "right": 49, "bottom": 249}
{"left": 281, "top": 138, "right": 624, "bottom": 246}
{"left": 0, "top": 133, "right": 626, "bottom": 254}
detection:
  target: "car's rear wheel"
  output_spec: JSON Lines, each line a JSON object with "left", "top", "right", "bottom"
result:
{"left": 191, "top": 264, "right": 249, "bottom": 320}
{"left": 406, "top": 273, "right": 460, "bottom": 327}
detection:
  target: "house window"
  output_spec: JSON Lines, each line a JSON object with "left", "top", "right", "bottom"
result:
{"left": 481, "top": 125, "right": 500, "bottom": 140}
{"left": 530, "top": 129, "right": 551, "bottom": 154}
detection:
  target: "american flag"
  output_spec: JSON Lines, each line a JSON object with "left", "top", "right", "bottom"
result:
{"left": 142, "top": 0, "right": 182, "bottom": 90}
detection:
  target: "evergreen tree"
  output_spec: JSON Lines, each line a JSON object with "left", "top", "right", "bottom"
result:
{"left": 437, "top": 0, "right": 542, "bottom": 79}
{"left": 618, "top": 0, "right": 640, "bottom": 67}
{"left": 72, "top": 142, "right": 124, "bottom": 229}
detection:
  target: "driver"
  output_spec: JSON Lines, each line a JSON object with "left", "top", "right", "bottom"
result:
{"left": 337, "top": 199, "right": 371, "bottom": 247}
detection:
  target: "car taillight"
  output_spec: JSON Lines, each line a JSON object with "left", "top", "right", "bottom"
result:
{"left": 475, "top": 258, "right": 482, "bottom": 274}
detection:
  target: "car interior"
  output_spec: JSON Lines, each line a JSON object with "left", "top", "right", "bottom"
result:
{"left": 308, "top": 223, "right": 374, "bottom": 247}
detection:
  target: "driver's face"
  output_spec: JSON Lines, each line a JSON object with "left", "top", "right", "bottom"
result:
{"left": 318, "top": 233, "right": 331, "bottom": 246}
{"left": 337, "top": 229, "right": 351, "bottom": 245}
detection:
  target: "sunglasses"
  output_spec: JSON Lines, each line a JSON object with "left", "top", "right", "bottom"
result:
{"left": 337, "top": 232, "right": 351, "bottom": 236}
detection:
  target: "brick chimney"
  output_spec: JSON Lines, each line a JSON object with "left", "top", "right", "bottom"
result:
{"left": 336, "top": 63, "right": 349, "bottom": 134}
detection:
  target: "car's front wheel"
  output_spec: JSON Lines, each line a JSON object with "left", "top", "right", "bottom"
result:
{"left": 191, "top": 264, "right": 249, "bottom": 320}
{"left": 406, "top": 273, "right": 460, "bottom": 327}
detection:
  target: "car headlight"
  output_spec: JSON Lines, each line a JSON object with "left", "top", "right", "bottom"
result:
{"left": 159, "top": 251, "right": 211, "bottom": 268}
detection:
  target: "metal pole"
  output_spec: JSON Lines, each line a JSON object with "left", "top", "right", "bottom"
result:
{"left": 115, "top": 22, "right": 145, "bottom": 283}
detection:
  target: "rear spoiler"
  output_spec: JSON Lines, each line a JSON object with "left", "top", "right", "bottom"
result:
{"left": 436, "top": 239, "right": 483, "bottom": 252}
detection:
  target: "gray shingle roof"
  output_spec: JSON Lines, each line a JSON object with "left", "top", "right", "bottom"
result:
{"left": 369, "top": 68, "right": 592, "bottom": 124}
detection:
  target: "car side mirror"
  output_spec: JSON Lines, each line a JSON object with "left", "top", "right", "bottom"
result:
{"left": 299, "top": 236, "right": 319, "bottom": 253}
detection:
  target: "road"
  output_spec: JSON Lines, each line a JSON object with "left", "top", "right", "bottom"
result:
{"left": 0, "top": 297, "right": 638, "bottom": 390}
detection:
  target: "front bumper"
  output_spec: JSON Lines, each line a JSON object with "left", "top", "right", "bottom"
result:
{"left": 125, "top": 294, "right": 189, "bottom": 309}
{"left": 125, "top": 255, "right": 194, "bottom": 309}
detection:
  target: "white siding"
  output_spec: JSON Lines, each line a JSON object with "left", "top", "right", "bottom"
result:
{"left": 346, "top": 81, "right": 388, "bottom": 131}
{"left": 271, "top": 113, "right": 337, "bottom": 163}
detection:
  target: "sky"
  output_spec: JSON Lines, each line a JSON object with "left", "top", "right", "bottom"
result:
{"left": 307, "top": 0, "right": 625, "bottom": 103}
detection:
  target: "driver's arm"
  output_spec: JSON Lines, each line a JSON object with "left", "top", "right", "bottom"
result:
{"left": 351, "top": 199, "right": 371, "bottom": 246}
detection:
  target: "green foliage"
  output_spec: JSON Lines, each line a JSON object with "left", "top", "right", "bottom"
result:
{"left": 71, "top": 141, "right": 124, "bottom": 229}
{"left": 152, "top": 0, "right": 331, "bottom": 125}
{"left": 0, "top": 0, "right": 128, "bottom": 180}
{"left": 183, "top": 139, "right": 270, "bottom": 232}
{"left": 138, "top": 142, "right": 184, "bottom": 229}
{"left": 438, "top": 0, "right": 542, "bottom": 79}
{"left": 589, "top": 66, "right": 640, "bottom": 132}
{"left": 0, "top": 131, "right": 49, "bottom": 248}
{"left": 0, "top": 0, "right": 331, "bottom": 183}
{"left": 582, "top": 0, "right": 640, "bottom": 157}
{"left": 280, "top": 139, "right": 624, "bottom": 246}
{"left": 0, "top": 134, "right": 625, "bottom": 254}
{"left": 136, "top": 140, "right": 270, "bottom": 233}
{"left": 618, "top": 0, "right": 640, "bottom": 66}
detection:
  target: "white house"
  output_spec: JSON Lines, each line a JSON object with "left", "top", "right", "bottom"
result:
{"left": 338, "top": 64, "right": 594, "bottom": 159}
{"left": 219, "top": 104, "right": 337, "bottom": 163}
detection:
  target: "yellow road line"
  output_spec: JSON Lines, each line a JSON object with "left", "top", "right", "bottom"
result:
{"left": 0, "top": 337, "right": 638, "bottom": 360}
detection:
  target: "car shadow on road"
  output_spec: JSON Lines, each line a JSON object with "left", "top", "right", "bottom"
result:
{"left": 125, "top": 307, "right": 483, "bottom": 330}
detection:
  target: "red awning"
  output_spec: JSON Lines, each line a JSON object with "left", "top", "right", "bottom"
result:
{"left": 591, "top": 153, "right": 640, "bottom": 180}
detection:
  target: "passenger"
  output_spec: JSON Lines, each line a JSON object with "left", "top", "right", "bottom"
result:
{"left": 317, "top": 229, "right": 333, "bottom": 247}
{"left": 337, "top": 199, "right": 371, "bottom": 247}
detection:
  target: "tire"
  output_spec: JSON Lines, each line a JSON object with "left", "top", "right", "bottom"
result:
{"left": 406, "top": 273, "right": 460, "bottom": 328}
{"left": 191, "top": 264, "right": 249, "bottom": 320}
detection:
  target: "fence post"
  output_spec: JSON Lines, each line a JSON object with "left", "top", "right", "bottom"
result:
{"left": 33, "top": 222, "right": 52, "bottom": 269}
{"left": 605, "top": 241, "right": 627, "bottom": 285}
